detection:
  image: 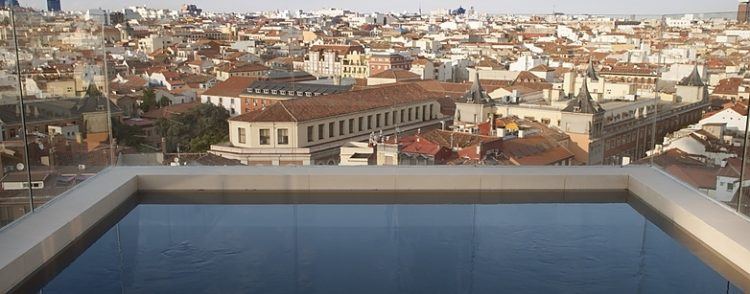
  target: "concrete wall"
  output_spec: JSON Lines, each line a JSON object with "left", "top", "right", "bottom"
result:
{"left": 0, "top": 166, "right": 749, "bottom": 292}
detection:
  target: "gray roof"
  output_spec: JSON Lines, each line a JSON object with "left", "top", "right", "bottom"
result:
{"left": 464, "top": 72, "right": 491, "bottom": 104}
{"left": 678, "top": 66, "right": 704, "bottom": 87}
{"left": 562, "top": 79, "right": 604, "bottom": 114}
{"left": 585, "top": 58, "right": 599, "bottom": 82}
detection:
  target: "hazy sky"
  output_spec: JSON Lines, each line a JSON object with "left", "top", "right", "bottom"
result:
{"left": 20, "top": 0, "right": 738, "bottom": 15}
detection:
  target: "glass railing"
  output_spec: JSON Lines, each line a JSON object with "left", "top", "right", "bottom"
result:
{"left": 0, "top": 6, "right": 746, "bottom": 225}
{"left": 0, "top": 7, "right": 114, "bottom": 227}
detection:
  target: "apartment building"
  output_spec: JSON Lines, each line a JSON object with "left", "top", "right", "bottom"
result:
{"left": 303, "top": 44, "right": 364, "bottom": 77}
{"left": 341, "top": 50, "right": 369, "bottom": 79}
{"left": 209, "top": 83, "right": 448, "bottom": 165}
{"left": 457, "top": 67, "right": 709, "bottom": 165}
{"left": 368, "top": 52, "right": 412, "bottom": 76}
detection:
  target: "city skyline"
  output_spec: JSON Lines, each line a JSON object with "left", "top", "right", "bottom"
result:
{"left": 16, "top": 0, "right": 739, "bottom": 15}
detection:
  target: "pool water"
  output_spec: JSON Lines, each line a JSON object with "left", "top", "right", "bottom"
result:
{"left": 42, "top": 203, "right": 743, "bottom": 293}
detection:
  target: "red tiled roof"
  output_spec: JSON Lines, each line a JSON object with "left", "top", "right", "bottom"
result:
{"left": 503, "top": 137, "right": 574, "bottom": 165}
{"left": 227, "top": 63, "right": 269, "bottom": 73}
{"left": 231, "top": 83, "right": 440, "bottom": 123}
{"left": 202, "top": 77, "right": 257, "bottom": 98}
{"left": 370, "top": 69, "right": 420, "bottom": 80}
{"left": 142, "top": 101, "right": 201, "bottom": 119}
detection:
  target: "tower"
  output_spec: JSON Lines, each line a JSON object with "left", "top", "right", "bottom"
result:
{"left": 454, "top": 73, "right": 493, "bottom": 125}
{"left": 561, "top": 79, "right": 606, "bottom": 164}
{"left": 2, "top": 0, "right": 18, "bottom": 7}
{"left": 675, "top": 65, "right": 708, "bottom": 103}
{"left": 739, "top": 0, "right": 750, "bottom": 23}
{"left": 47, "top": 0, "right": 61, "bottom": 12}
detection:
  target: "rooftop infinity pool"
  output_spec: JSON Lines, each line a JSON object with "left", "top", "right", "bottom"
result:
{"left": 28, "top": 193, "right": 745, "bottom": 293}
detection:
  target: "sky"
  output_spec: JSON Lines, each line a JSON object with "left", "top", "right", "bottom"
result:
{"left": 21, "top": 0, "right": 738, "bottom": 15}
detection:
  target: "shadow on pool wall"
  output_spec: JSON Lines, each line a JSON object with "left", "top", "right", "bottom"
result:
{"left": 42, "top": 203, "right": 743, "bottom": 293}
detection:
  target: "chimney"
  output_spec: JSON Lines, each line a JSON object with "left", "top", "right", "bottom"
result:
{"left": 518, "top": 130, "right": 525, "bottom": 138}
{"left": 161, "top": 137, "right": 167, "bottom": 154}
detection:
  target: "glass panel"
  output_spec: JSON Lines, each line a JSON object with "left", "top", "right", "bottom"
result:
{"left": 0, "top": 7, "right": 115, "bottom": 228}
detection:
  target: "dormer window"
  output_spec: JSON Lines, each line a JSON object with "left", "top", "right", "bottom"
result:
{"left": 272, "top": 90, "right": 278, "bottom": 94}
{"left": 254, "top": 89, "right": 261, "bottom": 94}
{"left": 280, "top": 90, "right": 286, "bottom": 95}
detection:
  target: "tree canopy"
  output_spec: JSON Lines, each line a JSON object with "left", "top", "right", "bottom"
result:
{"left": 140, "top": 88, "right": 157, "bottom": 112}
{"left": 111, "top": 118, "right": 145, "bottom": 148}
{"left": 158, "top": 95, "right": 171, "bottom": 108}
{"left": 156, "top": 103, "right": 229, "bottom": 153}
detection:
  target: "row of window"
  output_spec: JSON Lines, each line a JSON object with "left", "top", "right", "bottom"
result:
{"left": 237, "top": 127, "right": 289, "bottom": 146}
{"left": 250, "top": 88, "right": 321, "bottom": 97}
{"left": 306, "top": 104, "right": 435, "bottom": 143}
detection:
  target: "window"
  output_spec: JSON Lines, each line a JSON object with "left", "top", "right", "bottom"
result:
{"left": 318, "top": 124, "right": 324, "bottom": 140}
{"left": 238, "top": 127, "right": 246, "bottom": 144}
{"left": 339, "top": 120, "right": 345, "bottom": 136}
{"left": 727, "top": 182, "right": 735, "bottom": 192}
{"left": 349, "top": 119, "right": 355, "bottom": 133}
{"left": 367, "top": 115, "right": 372, "bottom": 130}
{"left": 307, "top": 126, "right": 314, "bottom": 142}
{"left": 415, "top": 107, "right": 420, "bottom": 120}
{"left": 376, "top": 114, "right": 381, "bottom": 128}
{"left": 393, "top": 111, "right": 397, "bottom": 125}
{"left": 259, "top": 129, "right": 270, "bottom": 145}
{"left": 400, "top": 109, "right": 405, "bottom": 122}
{"left": 385, "top": 112, "right": 390, "bottom": 126}
{"left": 277, "top": 129, "right": 289, "bottom": 145}
{"left": 408, "top": 108, "right": 412, "bottom": 121}
{"left": 328, "top": 122, "right": 335, "bottom": 138}
{"left": 358, "top": 117, "right": 363, "bottom": 131}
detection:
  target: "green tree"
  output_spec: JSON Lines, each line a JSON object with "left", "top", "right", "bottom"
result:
{"left": 156, "top": 103, "right": 229, "bottom": 153}
{"left": 140, "top": 88, "right": 157, "bottom": 112}
{"left": 158, "top": 95, "right": 171, "bottom": 108}
{"left": 111, "top": 118, "right": 146, "bottom": 148}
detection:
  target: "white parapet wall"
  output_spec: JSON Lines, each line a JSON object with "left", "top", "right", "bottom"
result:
{"left": 0, "top": 166, "right": 748, "bottom": 292}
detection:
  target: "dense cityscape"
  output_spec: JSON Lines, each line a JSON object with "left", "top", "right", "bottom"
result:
{"left": 0, "top": 1, "right": 746, "bottom": 225}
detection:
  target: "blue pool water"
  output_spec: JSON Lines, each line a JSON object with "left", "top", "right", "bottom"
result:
{"left": 43, "top": 203, "right": 743, "bottom": 293}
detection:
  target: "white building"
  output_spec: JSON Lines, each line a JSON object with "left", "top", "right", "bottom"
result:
{"left": 85, "top": 9, "right": 110, "bottom": 25}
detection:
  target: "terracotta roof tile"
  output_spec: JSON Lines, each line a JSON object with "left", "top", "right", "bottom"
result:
{"left": 202, "top": 77, "right": 258, "bottom": 98}
{"left": 231, "top": 83, "right": 440, "bottom": 123}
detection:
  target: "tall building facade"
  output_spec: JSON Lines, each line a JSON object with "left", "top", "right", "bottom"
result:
{"left": 739, "top": 0, "right": 750, "bottom": 23}
{"left": 47, "top": 0, "right": 61, "bottom": 11}
{"left": 2, "top": 0, "right": 18, "bottom": 7}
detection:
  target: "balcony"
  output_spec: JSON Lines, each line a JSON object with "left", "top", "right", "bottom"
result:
{"left": 0, "top": 166, "right": 748, "bottom": 292}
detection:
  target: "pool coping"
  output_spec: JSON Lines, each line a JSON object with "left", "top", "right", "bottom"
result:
{"left": 0, "top": 166, "right": 748, "bottom": 291}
